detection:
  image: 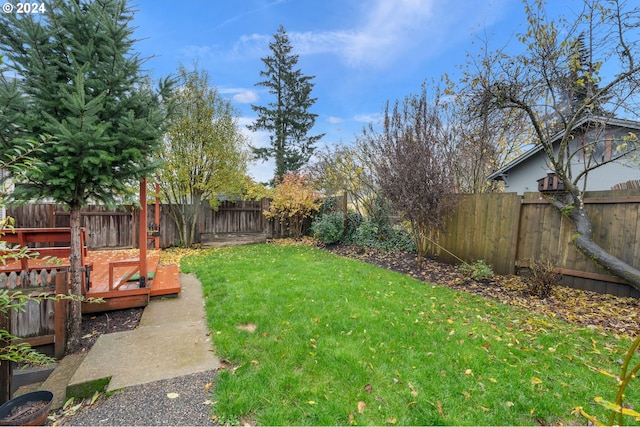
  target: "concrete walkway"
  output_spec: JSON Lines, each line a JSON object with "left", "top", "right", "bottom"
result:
{"left": 29, "top": 273, "right": 220, "bottom": 409}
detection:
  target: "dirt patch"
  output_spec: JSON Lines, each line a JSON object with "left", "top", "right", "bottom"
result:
{"left": 72, "top": 307, "right": 144, "bottom": 354}
{"left": 237, "top": 323, "right": 257, "bottom": 333}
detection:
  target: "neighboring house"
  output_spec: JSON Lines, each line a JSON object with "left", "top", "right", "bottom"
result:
{"left": 488, "top": 116, "right": 640, "bottom": 194}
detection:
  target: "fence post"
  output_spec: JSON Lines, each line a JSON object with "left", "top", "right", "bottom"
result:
{"left": 0, "top": 309, "right": 12, "bottom": 404}
{"left": 54, "top": 270, "right": 68, "bottom": 358}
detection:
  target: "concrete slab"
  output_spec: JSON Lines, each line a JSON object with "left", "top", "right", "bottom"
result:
{"left": 67, "top": 273, "right": 219, "bottom": 397}
{"left": 44, "top": 354, "right": 86, "bottom": 409}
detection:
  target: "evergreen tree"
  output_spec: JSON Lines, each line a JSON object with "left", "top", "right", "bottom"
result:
{"left": 249, "top": 25, "right": 324, "bottom": 181}
{"left": 0, "top": 0, "right": 173, "bottom": 350}
{"left": 562, "top": 33, "right": 608, "bottom": 118}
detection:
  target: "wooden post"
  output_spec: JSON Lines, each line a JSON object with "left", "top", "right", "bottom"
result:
{"left": 49, "top": 204, "right": 55, "bottom": 228}
{"left": 154, "top": 182, "right": 160, "bottom": 249}
{"left": 139, "top": 178, "right": 148, "bottom": 287}
{"left": 54, "top": 270, "right": 68, "bottom": 359}
{"left": 342, "top": 192, "right": 348, "bottom": 239}
{"left": 0, "top": 309, "right": 12, "bottom": 404}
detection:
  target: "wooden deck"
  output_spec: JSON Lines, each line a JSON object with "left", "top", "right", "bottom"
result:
{"left": 1, "top": 248, "right": 181, "bottom": 314}
{"left": 82, "top": 249, "right": 181, "bottom": 313}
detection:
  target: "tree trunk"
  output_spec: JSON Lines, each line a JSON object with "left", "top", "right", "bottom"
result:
{"left": 189, "top": 209, "right": 199, "bottom": 247}
{"left": 550, "top": 196, "right": 640, "bottom": 291}
{"left": 66, "top": 204, "right": 83, "bottom": 353}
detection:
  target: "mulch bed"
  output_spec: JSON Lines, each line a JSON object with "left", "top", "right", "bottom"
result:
{"left": 322, "top": 243, "right": 640, "bottom": 338}
{"left": 72, "top": 307, "right": 144, "bottom": 354}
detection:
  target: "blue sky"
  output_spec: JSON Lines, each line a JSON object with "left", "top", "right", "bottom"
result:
{"left": 130, "top": 0, "right": 576, "bottom": 182}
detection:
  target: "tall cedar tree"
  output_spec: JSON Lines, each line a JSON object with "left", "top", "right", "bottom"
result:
{"left": 156, "top": 64, "right": 248, "bottom": 247}
{"left": 249, "top": 25, "right": 324, "bottom": 181}
{"left": 0, "top": 0, "right": 173, "bottom": 350}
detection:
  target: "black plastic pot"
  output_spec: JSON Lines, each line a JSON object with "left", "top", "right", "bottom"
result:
{"left": 0, "top": 390, "right": 53, "bottom": 426}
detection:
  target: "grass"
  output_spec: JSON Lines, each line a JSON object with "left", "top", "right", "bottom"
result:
{"left": 181, "top": 243, "right": 639, "bottom": 426}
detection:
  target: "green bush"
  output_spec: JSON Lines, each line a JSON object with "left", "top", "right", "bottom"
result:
{"left": 383, "top": 224, "right": 416, "bottom": 252}
{"left": 349, "top": 220, "right": 416, "bottom": 253}
{"left": 310, "top": 211, "right": 344, "bottom": 244}
{"left": 459, "top": 260, "right": 494, "bottom": 280}
{"left": 343, "top": 211, "right": 363, "bottom": 243}
{"left": 353, "top": 220, "right": 379, "bottom": 247}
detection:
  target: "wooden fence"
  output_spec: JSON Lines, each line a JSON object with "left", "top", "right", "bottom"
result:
{"left": 426, "top": 189, "right": 640, "bottom": 298}
{"left": 7, "top": 199, "right": 290, "bottom": 249}
{"left": 2, "top": 269, "right": 69, "bottom": 358}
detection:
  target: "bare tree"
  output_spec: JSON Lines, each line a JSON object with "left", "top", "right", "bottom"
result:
{"left": 469, "top": 0, "right": 640, "bottom": 290}
{"left": 451, "top": 93, "right": 534, "bottom": 193}
{"left": 363, "top": 84, "right": 458, "bottom": 266}
{"left": 307, "top": 142, "right": 377, "bottom": 217}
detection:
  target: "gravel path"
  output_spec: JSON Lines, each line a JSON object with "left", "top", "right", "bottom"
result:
{"left": 51, "top": 371, "right": 218, "bottom": 426}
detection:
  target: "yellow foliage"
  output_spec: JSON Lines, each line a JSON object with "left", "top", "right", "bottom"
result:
{"left": 264, "top": 172, "right": 322, "bottom": 238}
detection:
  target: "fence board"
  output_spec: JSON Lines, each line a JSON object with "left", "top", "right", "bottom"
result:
{"left": 8, "top": 199, "right": 275, "bottom": 248}
{"left": 427, "top": 190, "right": 640, "bottom": 297}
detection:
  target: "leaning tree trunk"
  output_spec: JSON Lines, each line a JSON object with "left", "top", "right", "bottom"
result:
{"left": 549, "top": 194, "right": 640, "bottom": 292}
{"left": 66, "top": 203, "right": 83, "bottom": 352}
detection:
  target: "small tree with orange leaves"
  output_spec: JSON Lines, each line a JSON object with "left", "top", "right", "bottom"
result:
{"left": 264, "top": 172, "right": 322, "bottom": 238}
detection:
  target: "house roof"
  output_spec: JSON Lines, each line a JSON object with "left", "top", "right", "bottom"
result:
{"left": 487, "top": 116, "right": 640, "bottom": 181}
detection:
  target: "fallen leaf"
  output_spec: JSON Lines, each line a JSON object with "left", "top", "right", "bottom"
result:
{"left": 348, "top": 413, "right": 355, "bottom": 425}
{"left": 323, "top": 244, "right": 640, "bottom": 339}
{"left": 357, "top": 401, "right": 366, "bottom": 414}
{"left": 408, "top": 382, "right": 418, "bottom": 397}
{"left": 205, "top": 382, "right": 212, "bottom": 391}
{"left": 364, "top": 383, "right": 373, "bottom": 393}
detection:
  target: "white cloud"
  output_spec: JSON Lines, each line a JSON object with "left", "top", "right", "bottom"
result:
{"left": 181, "top": 0, "right": 503, "bottom": 74}
{"left": 180, "top": 44, "right": 216, "bottom": 59}
{"left": 228, "top": 0, "right": 438, "bottom": 68}
{"left": 233, "top": 90, "right": 259, "bottom": 104}
{"left": 219, "top": 88, "right": 259, "bottom": 104}
{"left": 353, "top": 113, "right": 382, "bottom": 124}
{"left": 327, "top": 116, "right": 344, "bottom": 124}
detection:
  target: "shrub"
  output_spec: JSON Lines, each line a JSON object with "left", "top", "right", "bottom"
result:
{"left": 459, "top": 260, "right": 494, "bottom": 281}
{"left": 349, "top": 220, "right": 416, "bottom": 253}
{"left": 311, "top": 211, "right": 344, "bottom": 244}
{"left": 353, "top": 220, "right": 380, "bottom": 247}
{"left": 264, "top": 172, "right": 322, "bottom": 238}
{"left": 382, "top": 224, "right": 416, "bottom": 252}
{"left": 343, "top": 211, "right": 363, "bottom": 243}
{"left": 526, "top": 257, "right": 561, "bottom": 298}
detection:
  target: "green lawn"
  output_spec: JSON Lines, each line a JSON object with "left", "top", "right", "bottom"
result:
{"left": 181, "top": 243, "right": 638, "bottom": 426}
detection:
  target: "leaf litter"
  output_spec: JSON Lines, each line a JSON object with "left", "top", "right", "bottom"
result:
{"left": 323, "top": 243, "right": 640, "bottom": 338}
